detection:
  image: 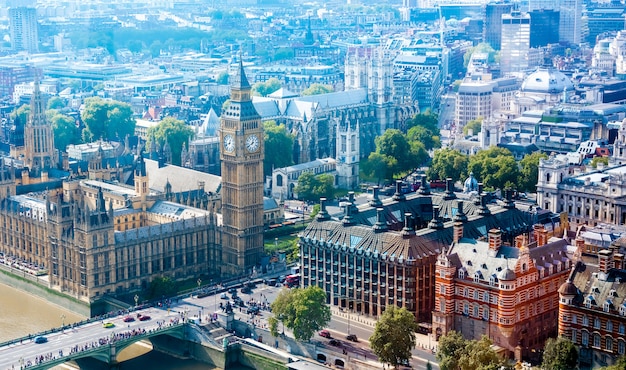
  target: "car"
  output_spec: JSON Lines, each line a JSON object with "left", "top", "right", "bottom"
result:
{"left": 34, "top": 336, "right": 47, "bottom": 344}
{"left": 318, "top": 330, "right": 331, "bottom": 338}
{"left": 138, "top": 315, "right": 151, "bottom": 321}
{"left": 278, "top": 275, "right": 286, "bottom": 283}
{"left": 329, "top": 339, "right": 341, "bottom": 346}
{"left": 228, "top": 288, "right": 237, "bottom": 294}
{"left": 346, "top": 334, "right": 358, "bottom": 342}
{"left": 241, "top": 286, "right": 252, "bottom": 294}
{"left": 103, "top": 322, "right": 115, "bottom": 329}
{"left": 247, "top": 306, "right": 260, "bottom": 315}
{"left": 123, "top": 316, "right": 135, "bottom": 322}
{"left": 220, "top": 293, "right": 228, "bottom": 299}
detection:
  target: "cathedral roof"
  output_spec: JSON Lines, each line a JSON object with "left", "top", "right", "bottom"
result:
{"left": 268, "top": 88, "right": 298, "bottom": 99}
{"left": 199, "top": 108, "right": 220, "bottom": 137}
{"left": 521, "top": 68, "right": 574, "bottom": 94}
{"left": 144, "top": 158, "right": 221, "bottom": 195}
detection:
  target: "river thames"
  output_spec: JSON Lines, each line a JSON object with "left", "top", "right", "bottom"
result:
{"left": 0, "top": 283, "right": 249, "bottom": 369}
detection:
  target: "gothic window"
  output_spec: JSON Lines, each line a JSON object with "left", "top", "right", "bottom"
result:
{"left": 483, "top": 306, "right": 489, "bottom": 321}
{"left": 276, "top": 174, "right": 283, "bottom": 187}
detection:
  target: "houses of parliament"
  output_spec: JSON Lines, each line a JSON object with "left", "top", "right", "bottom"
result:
{"left": 0, "top": 63, "right": 264, "bottom": 306}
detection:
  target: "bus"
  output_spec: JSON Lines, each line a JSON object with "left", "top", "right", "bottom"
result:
{"left": 285, "top": 274, "right": 300, "bottom": 288}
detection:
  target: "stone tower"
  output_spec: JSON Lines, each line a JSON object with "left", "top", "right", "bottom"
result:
{"left": 25, "top": 80, "right": 57, "bottom": 175}
{"left": 219, "top": 58, "right": 265, "bottom": 276}
{"left": 336, "top": 115, "right": 360, "bottom": 190}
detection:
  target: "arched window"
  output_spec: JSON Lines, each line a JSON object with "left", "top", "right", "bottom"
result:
{"left": 473, "top": 304, "right": 479, "bottom": 317}
{"left": 606, "top": 336, "right": 614, "bottom": 352}
{"left": 594, "top": 333, "right": 601, "bottom": 348}
{"left": 582, "top": 331, "right": 589, "bottom": 346}
{"left": 459, "top": 270, "right": 465, "bottom": 279}
{"left": 582, "top": 315, "right": 589, "bottom": 326}
{"left": 607, "top": 320, "right": 613, "bottom": 332}
{"left": 619, "top": 340, "right": 626, "bottom": 355}
{"left": 276, "top": 174, "right": 283, "bottom": 187}
{"left": 473, "top": 290, "right": 479, "bottom": 300}
{"left": 594, "top": 317, "right": 601, "bottom": 329}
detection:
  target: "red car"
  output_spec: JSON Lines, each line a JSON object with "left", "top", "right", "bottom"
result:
{"left": 319, "top": 330, "right": 331, "bottom": 338}
{"left": 123, "top": 316, "right": 135, "bottom": 322}
{"left": 138, "top": 314, "right": 151, "bottom": 321}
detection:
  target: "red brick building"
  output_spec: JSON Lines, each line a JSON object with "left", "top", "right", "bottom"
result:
{"left": 558, "top": 237, "right": 626, "bottom": 369}
{"left": 432, "top": 223, "right": 572, "bottom": 362}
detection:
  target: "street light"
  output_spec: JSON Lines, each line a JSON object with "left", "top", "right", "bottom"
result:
{"left": 197, "top": 278, "right": 202, "bottom": 291}
{"left": 134, "top": 294, "right": 139, "bottom": 307}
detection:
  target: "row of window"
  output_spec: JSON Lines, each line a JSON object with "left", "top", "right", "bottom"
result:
{"left": 573, "top": 329, "right": 626, "bottom": 355}
{"left": 571, "top": 314, "right": 626, "bottom": 334}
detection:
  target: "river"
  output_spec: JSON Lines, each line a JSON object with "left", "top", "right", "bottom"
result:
{"left": 0, "top": 283, "right": 249, "bottom": 369}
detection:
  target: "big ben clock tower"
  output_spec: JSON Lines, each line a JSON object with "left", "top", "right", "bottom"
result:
{"left": 219, "top": 59, "right": 264, "bottom": 276}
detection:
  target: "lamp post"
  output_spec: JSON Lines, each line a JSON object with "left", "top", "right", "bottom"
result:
{"left": 197, "top": 278, "right": 202, "bottom": 292}
{"left": 134, "top": 294, "right": 139, "bottom": 307}
{"left": 61, "top": 314, "right": 65, "bottom": 333}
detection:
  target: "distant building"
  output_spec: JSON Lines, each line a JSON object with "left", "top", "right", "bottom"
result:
{"left": 500, "top": 12, "right": 531, "bottom": 77}
{"left": 9, "top": 4, "right": 38, "bottom": 53}
{"left": 484, "top": 2, "right": 513, "bottom": 50}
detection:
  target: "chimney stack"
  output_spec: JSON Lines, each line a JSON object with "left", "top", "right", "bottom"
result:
{"left": 488, "top": 229, "right": 502, "bottom": 252}
{"left": 373, "top": 208, "right": 387, "bottom": 233}
{"left": 393, "top": 180, "right": 406, "bottom": 201}
{"left": 533, "top": 224, "right": 549, "bottom": 247}
{"left": 444, "top": 178, "right": 456, "bottom": 200}
{"left": 428, "top": 206, "right": 444, "bottom": 229}
{"left": 504, "top": 189, "right": 515, "bottom": 209}
{"left": 453, "top": 221, "right": 464, "bottom": 243}
{"left": 402, "top": 212, "right": 416, "bottom": 238}
{"left": 598, "top": 249, "right": 613, "bottom": 274}
{"left": 369, "top": 186, "right": 383, "bottom": 207}
{"left": 515, "top": 234, "right": 528, "bottom": 249}
{"left": 453, "top": 200, "right": 468, "bottom": 222}
{"left": 418, "top": 175, "right": 431, "bottom": 195}
{"left": 317, "top": 197, "right": 330, "bottom": 220}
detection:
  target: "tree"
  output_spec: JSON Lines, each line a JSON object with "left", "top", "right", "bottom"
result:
{"left": 437, "top": 331, "right": 467, "bottom": 370}
{"left": 407, "top": 125, "right": 441, "bottom": 151}
{"left": 294, "top": 172, "right": 335, "bottom": 201}
{"left": 361, "top": 152, "right": 392, "bottom": 185}
{"left": 427, "top": 148, "right": 469, "bottom": 182}
{"left": 375, "top": 129, "right": 415, "bottom": 178}
{"left": 301, "top": 84, "right": 333, "bottom": 96}
{"left": 252, "top": 78, "right": 281, "bottom": 97}
{"left": 81, "top": 97, "right": 136, "bottom": 142}
{"left": 46, "top": 96, "right": 65, "bottom": 110}
{"left": 369, "top": 306, "right": 417, "bottom": 369}
{"left": 216, "top": 71, "right": 229, "bottom": 85}
{"left": 147, "top": 117, "right": 195, "bottom": 166}
{"left": 542, "top": 337, "right": 578, "bottom": 370}
{"left": 591, "top": 156, "right": 609, "bottom": 169}
{"left": 437, "top": 331, "right": 503, "bottom": 370}
{"left": 147, "top": 276, "right": 177, "bottom": 299}
{"left": 50, "top": 113, "right": 81, "bottom": 151}
{"left": 468, "top": 147, "right": 520, "bottom": 191}
{"left": 457, "top": 336, "right": 503, "bottom": 370}
{"left": 273, "top": 47, "right": 295, "bottom": 61}
{"left": 11, "top": 104, "right": 30, "bottom": 125}
{"left": 519, "top": 151, "right": 548, "bottom": 192}
{"left": 269, "top": 286, "right": 331, "bottom": 341}
{"left": 406, "top": 110, "right": 439, "bottom": 133}
{"left": 264, "top": 121, "right": 294, "bottom": 176}
{"left": 463, "top": 118, "right": 482, "bottom": 136}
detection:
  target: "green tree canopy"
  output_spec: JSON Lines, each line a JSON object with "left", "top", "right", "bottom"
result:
{"left": 264, "top": 121, "right": 294, "bottom": 176}
{"left": 216, "top": 71, "right": 229, "bottom": 85}
{"left": 274, "top": 47, "right": 295, "bottom": 61}
{"left": 80, "top": 97, "right": 136, "bottom": 142}
{"left": 11, "top": 104, "right": 30, "bottom": 125}
{"left": 147, "top": 276, "right": 177, "bottom": 300}
{"left": 361, "top": 152, "right": 393, "bottom": 185}
{"left": 427, "top": 148, "right": 469, "bottom": 182}
{"left": 463, "top": 118, "right": 482, "bottom": 136}
{"left": 591, "top": 156, "right": 609, "bottom": 169}
{"left": 542, "top": 337, "right": 578, "bottom": 370}
{"left": 252, "top": 78, "right": 282, "bottom": 97}
{"left": 600, "top": 355, "right": 626, "bottom": 370}
{"left": 374, "top": 129, "right": 425, "bottom": 179}
{"left": 437, "top": 331, "right": 503, "bottom": 370}
{"left": 407, "top": 110, "right": 439, "bottom": 133}
{"left": 519, "top": 151, "right": 548, "bottom": 192}
{"left": 50, "top": 113, "right": 81, "bottom": 151}
{"left": 46, "top": 96, "right": 66, "bottom": 110}
{"left": 301, "top": 84, "right": 333, "bottom": 96}
{"left": 294, "top": 172, "right": 336, "bottom": 201}
{"left": 468, "top": 147, "right": 519, "bottom": 190}
{"left": 369, "top": 306, "right": 417, "bottom": 368}
{"left": 268, "top": 286, "right": 331, "bottom": 341}
{"left": 147, "top": 117, "right": 195, "bottom": 166}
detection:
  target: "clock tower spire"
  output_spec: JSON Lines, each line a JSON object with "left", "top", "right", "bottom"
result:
{"left": 219, "top": 57, "right": 265, "bottom": 276}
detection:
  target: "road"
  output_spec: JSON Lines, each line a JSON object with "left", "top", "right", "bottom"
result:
{"left": 0, "top": 306, "right": 182, "bottom": 369}
{"left": 438, "top": 94, "right": 456, "bottom": 147}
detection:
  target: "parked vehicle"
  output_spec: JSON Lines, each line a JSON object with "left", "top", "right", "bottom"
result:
{"left": 318, "top": 330, "right": 331, "bottom": 338}
{"left": 123, "top": 316, "right": 135, "bottom": 322}
{"left": 346, "top": 334, "right": 358, "bottom": 342}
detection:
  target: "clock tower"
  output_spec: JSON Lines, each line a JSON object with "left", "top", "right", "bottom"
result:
{"left": 219, "top": 59, "right": 265, "bottom": 276}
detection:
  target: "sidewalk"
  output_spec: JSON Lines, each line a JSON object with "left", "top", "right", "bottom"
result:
{"left": 330, "top": 307, "right": 377, "bottom": 328}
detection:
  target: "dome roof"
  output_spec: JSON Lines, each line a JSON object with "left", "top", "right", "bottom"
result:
{"left": 521, "top": 68, "right": 574, "bottom": 94}
{"left": 463, "top": 172, "right": 478, "bottom": 193}
{"left": 558, "top": 280, "right": 578, "bottom": 296}
{"left": 498, "top": 267, "right": 516, "bottom": 281}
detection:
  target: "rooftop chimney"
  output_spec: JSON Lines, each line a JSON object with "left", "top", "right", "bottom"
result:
{"left": 402, "top": 212, "right": 416, "bottom": 238}
{"left": 317, "top": 197, "right": 330, "bottom": 221}
{"left": 393, "top": 180, "right": 406, "bottom": 201}
{"left": 369, "top": 186, "right": 383, "bottom": 207}
{"left": 453, "top": 200, "right": 468, "bottom": 223}
{"left": 418, "top": 175, "right": 431, "bottom": 195}
{"left": 443, "top": 178, "right": 456, "bottom": 200}
{"left": 347, "top": 191, "right": 359, "bottom": 215}
{"left": 478, "top": 193, "right": 491, "bottom": 216}
{"left": 428, "top": 205, "right": 444, "bottom": 229}
{"left": 373, "top": 208, "right": 387, "bottom": 233}
{"left": 504, "top": 189, "right": 515, "bottom": 209}
{"left": 453, "top": 221, "right": 464, "bottom": 243}
{"left": 598, "top": 249, "right": 613, "bottom": 274}
{"left": 488, "top": 228, "right": 502, "bottom": 253}
{"left": 533, "top": 224, "right": 548, "bottom": 247}
{"left": 342, "top": 202, "right": 354, "bottom": 225}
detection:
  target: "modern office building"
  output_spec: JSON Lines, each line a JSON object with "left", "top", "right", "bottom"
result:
{"left": 500, "top": 11, "right": 531, "bottom": 76}
{"left": 483, "top": 2, "right": 513, "bottom": 50}
{"left": 529, "top": 9, "right": 560, "bottom": 48}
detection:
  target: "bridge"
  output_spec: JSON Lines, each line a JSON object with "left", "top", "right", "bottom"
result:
{"left": 0, "top": 307, "right": 189, "bottom": 370}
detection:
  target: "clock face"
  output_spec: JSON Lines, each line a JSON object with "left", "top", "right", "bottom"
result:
{"left": 223, "top": 134, "right": 235, "bottom": 153}
{"left": 245, "top": 134, "right": 260, "bottom": 153}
